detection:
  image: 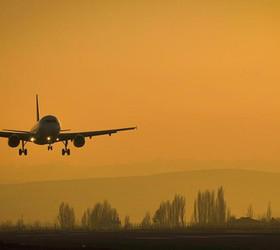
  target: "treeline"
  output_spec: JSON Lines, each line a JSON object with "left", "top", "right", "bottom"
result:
{"left": 81, "top": 201, "right": 121, "bottom": 230}
{"left": 0, "top": 186, "right": 278, "bottom": 231}
{"left": 56, "top": 195, "right": 187, "bottom": 230}
{"left": 192, "top": 187, "right": 227, "bottom": 225}
{"left": 153, "top": 195, "right": 186, "bottom": 228}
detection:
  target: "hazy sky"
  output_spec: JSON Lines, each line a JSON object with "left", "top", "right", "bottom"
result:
{"left": 1, "top": 0, "right": 280, "bottom": 183}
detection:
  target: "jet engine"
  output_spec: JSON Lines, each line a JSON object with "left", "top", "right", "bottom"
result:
{"left": 73, "top": 134, "right": 85, "bottom": 148}
{"left": 8, "top": 135, "right": 20, "bottom": 148}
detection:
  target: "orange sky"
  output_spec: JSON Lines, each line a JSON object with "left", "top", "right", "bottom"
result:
{"left": 1, "top": 0, "right": 280, "bottom": 183}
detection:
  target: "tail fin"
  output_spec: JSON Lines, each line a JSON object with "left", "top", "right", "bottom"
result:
{"left": 36, "top": 94, "right": 40, "bottom": 122}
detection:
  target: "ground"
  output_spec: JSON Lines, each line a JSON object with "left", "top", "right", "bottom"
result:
{"left": 0, "top": 231, "right": 280, "bottom": 249}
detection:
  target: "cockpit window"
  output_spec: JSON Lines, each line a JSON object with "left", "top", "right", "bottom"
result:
{"left": 45, "top": 117, "right": 57, "bottom": 123}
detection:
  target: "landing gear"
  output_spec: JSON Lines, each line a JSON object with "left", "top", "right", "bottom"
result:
{"left": 19, "top": 141, "right": 28, "bottom": 156}
{"left": 62, "top": 148, "right": 70, "bottom": 156}
{"left": 19, "top": 149, "right": 27, "bottom": 156}
{"left": 62, "top": 140, "right": 70, "bottom": 156}
{"left": 48, "top": 145, "right": 53, "bottom": 151}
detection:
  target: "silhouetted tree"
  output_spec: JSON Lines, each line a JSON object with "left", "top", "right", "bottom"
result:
{"left": 172, "top": 194, "right": 186, "bottom": 226}
{"left": 57, "top": 202, "right": 75, "bottom": 230}
{"left": 141, "top": 212, "right": 152, "bottom": 229}
{"left": 246, "top": 204, "right": 254, "bottom": 218}
{"left": 193, "top": 200, "right": 197, "bottom": 224}
{"left": 153, "top": 201, "right": 169, "bottom": 226}
{"left": 216, "top": 187, "right": 226, "bottom": 224}
{"left": 153, "top": 194, "right": 186, "bottom": 228}
{"left": 81, "top": 208, "right": 91, "bottom": 229}
{"left": 193, "top": 186, "right": 227, "bottom": 225}
{"left": 124, "top": 216, "right": 132, "bottom": 230}
{"left": 266, "top": 202, "right": 272, "bottom": 222}
{"left": 194, "top": 190, "right": 214, "bottom": 224}
{"left": 16, "top": 216, "right": 25, "bottom": 231}
{"left": 81, "top": 200, "right": 121, "bottom": 230}
{"left": 226, "top": 208, "right": 231, "bottom": 223}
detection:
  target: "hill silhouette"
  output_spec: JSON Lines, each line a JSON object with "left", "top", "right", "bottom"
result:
{"left": 0, "top": 169, "right": 279, "bottom": 223}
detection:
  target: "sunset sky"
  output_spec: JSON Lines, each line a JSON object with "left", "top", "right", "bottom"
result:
{"left": 1, "top": 0, "right": 280, "bottom": 183}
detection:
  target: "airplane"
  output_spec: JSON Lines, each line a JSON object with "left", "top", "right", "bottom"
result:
{"left": 0, "top": 95, "right": 136, "bottom": 156}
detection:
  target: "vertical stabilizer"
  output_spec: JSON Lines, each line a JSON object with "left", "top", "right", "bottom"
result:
{"left": 36, "top": 94, "right": 40, "bottom": 122}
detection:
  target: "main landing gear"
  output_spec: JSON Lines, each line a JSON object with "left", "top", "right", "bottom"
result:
{"left": 62, "top": 140, "right": 70, "bottom": 156}
{"left": 19, "top": 141, "right": 28, "bottom": 156}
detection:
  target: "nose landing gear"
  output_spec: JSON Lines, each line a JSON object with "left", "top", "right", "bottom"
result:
{"left": 62, "top": 148, "right": 70, "bottom": 156}
{"left": 62, "top": 140, "right": 71, "bottom": 156}
{"left": 19, "top": 148, "right": 27, "bottom": 156}
{"left": 19, "top": 141, "right": 28, "bottom": 156}
{"left": 48, "top": 145, "right": 53, "bottom": 151}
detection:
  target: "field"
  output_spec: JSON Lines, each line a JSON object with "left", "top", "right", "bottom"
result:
{"left": 0, "top": 231, "right": 280, "bottom": 250}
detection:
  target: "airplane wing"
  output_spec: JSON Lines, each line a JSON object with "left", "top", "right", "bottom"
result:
{"left": 58, "top": 127, "right": 137, "bottom": 141}
{"left": 0, "top": 131, "right": 32, "bottom": 141}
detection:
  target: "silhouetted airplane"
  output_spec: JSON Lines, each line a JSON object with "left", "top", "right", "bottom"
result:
{"left": 0, "top": 95, "right": 136, "bottom": 156}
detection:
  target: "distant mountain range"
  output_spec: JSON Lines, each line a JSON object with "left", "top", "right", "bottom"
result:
{"left": 0, "top": 169, "right": 279, "bottom": 223}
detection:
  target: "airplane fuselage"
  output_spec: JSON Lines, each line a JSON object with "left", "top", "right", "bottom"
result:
{"left": 31, "top": 115, "right": 61, "bottom": 145}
